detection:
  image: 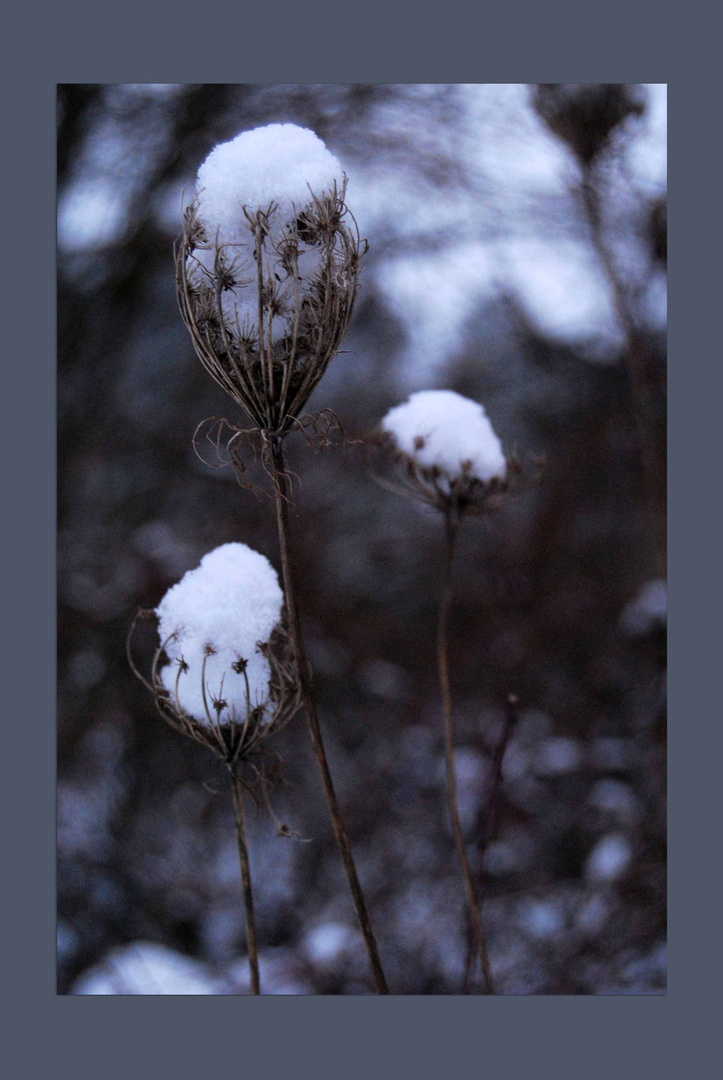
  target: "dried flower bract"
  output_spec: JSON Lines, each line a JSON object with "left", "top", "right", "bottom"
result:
{"left": 176, "top": 142, "right": 363, "bottom": 439}
{"left": 128, "top": 543, "right": 302, "bottom": 773}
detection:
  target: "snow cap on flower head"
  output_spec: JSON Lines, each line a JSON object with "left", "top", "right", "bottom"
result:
{"left": 155, "top": 542, "right": 283, "bottom": 727}
{"left": 196, "top": 123, "right": 345, "bottom": 246}
{"left": 178, "top": 124, "right": 361, "bottom": 433}
{"left": 381, "top": 389, "right": 506, "bottom": 485}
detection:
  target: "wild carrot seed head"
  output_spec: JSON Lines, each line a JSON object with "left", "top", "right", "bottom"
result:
{"left": 176, "top": 124, "right": 363, "bottom": 438}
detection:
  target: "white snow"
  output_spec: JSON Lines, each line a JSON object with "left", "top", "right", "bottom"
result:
{"left": 585, "top": 833, "right": 633, "bottom": 883}
{"left": 381, "top": 389, "right": 506, "bottom": 485}
{"left": 191, "top": 123, "right": 347, "bottom": 344}
{"left": 155, "top": 542, "right": 283, "bottom": 726}
{"left": 517, "top": 898, "right": 565, "bottom": 940}
{"left": 196, "top": 123, "right": 344, "bottom": 246}
{"left": 71, "top": 941, "right": 218, "bottom": 995}
{"left": 303, "top": 922, "right": 354, "bottom": 966}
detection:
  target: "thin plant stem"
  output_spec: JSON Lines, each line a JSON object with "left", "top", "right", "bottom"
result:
{"left": 229, "top": 770, "right": 260, "bottom": 995}
{"left": 462, "top": 692, "right": 518, "bottom": 994}
{"left": 581, "top": 174, "right": 666, "bottom": 578}
{"left": 269, "top": 438, "right": 389, "bottom": 995}
{"left": 438, "top": 507, "right": 495, "bottom": 995}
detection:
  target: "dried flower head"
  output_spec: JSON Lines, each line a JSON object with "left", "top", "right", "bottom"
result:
{"left": 532, "top": 84, "right": 646, "bottom": 166}
{"left": 379, "top": 389, "right": 510, "bottom": 514}
{"left": 129, "top": 543, "right": 301, "bottom": 767}
{"left": 176, "top": 124, "right": 363, "bottom": 439}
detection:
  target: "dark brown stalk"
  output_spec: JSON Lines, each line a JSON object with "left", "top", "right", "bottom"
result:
{"left": 438, "top": 508, "right": 495, "bottom": 995}
{"left": 462, "top": 693, "right": 518, "bottom": 993}
{"left": 229, "top": 770, "right": 260, "bottom": 995}
{"left": 581, "top": 174, "right": 666, "bottom": 578}
{"left": 269, "top": 438, "right": 389, "bottom": 995}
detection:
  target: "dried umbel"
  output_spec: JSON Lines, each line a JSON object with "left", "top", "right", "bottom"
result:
{"left": 128, "top": 543, "right": 301, "bottom": 772}
{"left": 176, "top": 125, "right": 363, "bottom": 440}
{"left": 532, "top": 84, "right": 646, "bottom": 166}
{"left": 378, "top": 389, "right": 512, "bottom": 516}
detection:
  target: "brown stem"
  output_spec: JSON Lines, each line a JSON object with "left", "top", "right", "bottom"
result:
{"left": 581, "top": 173, "right": 666, "bottom": 578}
{"left": 462, "top": 692, "right": 517, "bottom": 993}
{"left": 269, "top": 438, "right": 389, "bottom": 995}
{"left": 229, "top": 770, "right": 260, "bottom": 995}
{"left": 438, "top": 508, "right": 495, "bottom": 995}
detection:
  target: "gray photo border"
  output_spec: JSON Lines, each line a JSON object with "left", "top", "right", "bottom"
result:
{"left": 7, "top": 0, "right": 712, "bottom": 1075}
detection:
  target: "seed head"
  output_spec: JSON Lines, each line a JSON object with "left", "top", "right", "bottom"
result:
{"left": 379, "top": 389, "right": 509, "bottom": 514}
{"left": 176, "top": 124, "right": 364, "bottom": 438}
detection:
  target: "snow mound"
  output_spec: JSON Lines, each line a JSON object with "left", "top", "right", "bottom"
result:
{"left": 71, "top": 941, "right": 218, "bottom": 995}
{"left": 382, "top": 389, "right": 506, "bottom": 484}
{"left": 155, "top": 542, "right": 283, "bottom": 726}
{"left": 196, "top": 123, "right": 344, "bottom": 246}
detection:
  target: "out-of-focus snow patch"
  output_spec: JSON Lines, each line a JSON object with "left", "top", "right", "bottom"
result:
{"left": 588, "top": 779, "right": 639, "bottom": 823}
{"left": 590, "top": 737, "right": 636, "bottom": 772}
{"left": 67, "top": 648, "right": 107, "bottom": 691}
{"left": 501, "top": 740, "right": 532, "bottom": 781}
{"left": 517, "top": 898, "right": 565, "bottom": 940}
{"left": 71, "top": 942, "right": 219, "bottom": 995}
{"left": 58, "top": 183, "right": 128, "bottom": 253}
{"left": 58, "top": 780, "right": 122, "bottom": 860}
{"left": 499, "top": 236, "right": 627, "bottom": 359}
{"left": 533, "top": 737, "right": 584, "bottom": 777}
{"left": 442, "top": 747, "right": 489, "bottom": 831}
{"left": 226, "top": 948, "right": 312, "bottom": 995}
{"left": 132, "top": 520, "right": 200, "bottom": 579}
{"left": 356, "top": 658, "right": 411, "bottom": 701}
{"left": 377, "top": 244, "right": 498, "bottom": 380}
{"left": 57, "top": 921, "right": 80, "bottom": 964}
{"left": 640, "top": 270, "right": 668, "bottom": 332}
{"left": 484, "top": 832, "right": 536, "bottom": 876}
{"left": 585, "top": 833, "right": 633, "bottom": 884}
{"left": 627, "top": 84, "right": 667, "bottom": 192}
{"left": 302, "top": 922, "right": 355, "bottom": 967}
{"left": 619, "top": 578, "right": 667, "bottom": 637}
{"left": 460, "top": 83, "right": 574, "bottom": 197}
{"left": 575, "top": 892, "right": 611, "bottom": 936}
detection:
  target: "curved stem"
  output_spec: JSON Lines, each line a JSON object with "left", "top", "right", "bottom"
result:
{"left": 270, "top": 439, "right": 389, "bottom": 994}
{"left": 229, "top": 770, "right": 260, "bottom": 995}
{"left": 438, "top": 508, "right": 495, "bottom": 995}
{"left": 462, "top": 692, "right": 517, "bottom": 993}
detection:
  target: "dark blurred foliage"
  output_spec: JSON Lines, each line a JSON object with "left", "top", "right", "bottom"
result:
{"left": 57, "top": 84, "right": 666, "bottom": 995}
{"left": 532, "top": 84, "right": 646, "bottom": 165}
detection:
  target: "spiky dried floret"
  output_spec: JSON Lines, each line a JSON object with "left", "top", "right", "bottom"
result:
{"left": 128, "top": 545, "right": 302, "bottom": 769}
{"left": 379, "top": 390, "right": 511, "bottom": 514}
{"left": 176, "top": 175, "right": 363, "bottom": 437}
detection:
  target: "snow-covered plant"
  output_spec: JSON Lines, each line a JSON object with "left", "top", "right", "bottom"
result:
{"left": 380, "top": 389, "right": 509, "bottom": 513}
{"left": 378, "top": 389, "right": 513, "bottom": 994}
{"left": 131, "top": 543, "right": 300, "bottom": 764}
{"left": 173, "top": 126, "right": 388, "bottom": 994}
{"left": 129, "top": 542, "right": 301, "bottom": 996}
{"left": 148, "top": 543, "right": 300, "bottom": 762}
{"left": 176, "top": 123, "right": 363, "bottom": 438}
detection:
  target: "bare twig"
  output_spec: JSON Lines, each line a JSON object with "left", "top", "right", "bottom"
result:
{"left": 229, "top": 769, "right": 260, "bottom": 994}
{"left": 462, "top": 692, "right": 518, "bottom": 993}
{"left": 438, "top": 507, "right": 495, "bottom": 994}
{"left": 270, "top": 438, "right": 389, "bottom": 995}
